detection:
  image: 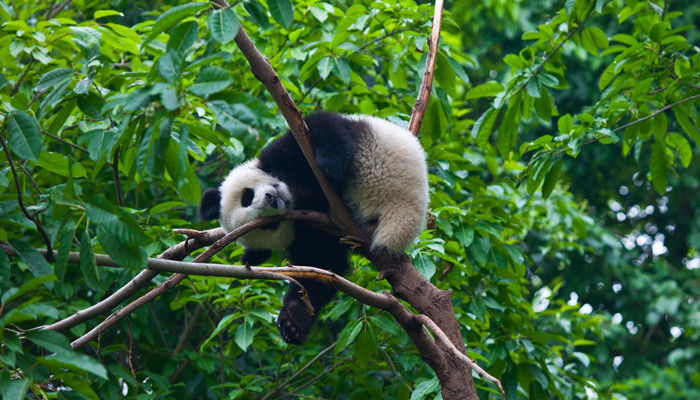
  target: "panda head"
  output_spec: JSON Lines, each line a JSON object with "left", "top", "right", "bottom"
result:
{"left": 199, "top": 160, "right": 296, "bottom": 249}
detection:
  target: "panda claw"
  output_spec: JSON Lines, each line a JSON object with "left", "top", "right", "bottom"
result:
{"left": 340, "top": 235, "right": 368, "bottom": 251}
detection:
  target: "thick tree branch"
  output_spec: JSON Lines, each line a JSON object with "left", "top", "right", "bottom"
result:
{"left": 408, "top": 0, "right": 443, "bottom": 136}
{"left": 207, "top": 1, "right": 477, "bottom": 398}
{"left": 213, "top": 0, "right": 357, "bottom": 235}
{"left": 415, "top": 315, "right": 505, "bottom": 399}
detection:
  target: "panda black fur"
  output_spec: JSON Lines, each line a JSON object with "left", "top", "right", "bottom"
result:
{"left": 199, "top": 112, "right": 428, "bottom": 344}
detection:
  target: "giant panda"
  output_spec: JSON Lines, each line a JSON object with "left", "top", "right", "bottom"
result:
{"left": 199, "top": 112, "right": 428, "bottom": 344}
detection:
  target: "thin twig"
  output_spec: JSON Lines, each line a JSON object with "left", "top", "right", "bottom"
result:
{"left": 264, "top": 342, "right": 337, "bottom": 400}
{"left": 10, "top": 60, "right": 34, "bottom": 96}
{"left": 359, "top": 27, "right": 422, "bottom": 51}
{"left": 612, "top": 93, "right": 700, "bottom": 132}
{"left": 46, "top": 0, "right": 70, "bottom": 20}
{"left": 0, "top": 126, "right": 54, "bottom": 259}
{"left": 113, "top": 146, "right": 124, "bottom": 207}
{"left": 41, "top": 129, "right": 115, "bottom": 168}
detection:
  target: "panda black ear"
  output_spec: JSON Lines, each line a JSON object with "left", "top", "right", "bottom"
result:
{"left": 199, "top": 188, "right": 222, "bottom": 220}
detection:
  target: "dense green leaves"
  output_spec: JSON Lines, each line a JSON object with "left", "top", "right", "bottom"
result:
{"left": 0, "top": 0, "right": 698, "bottom": 399}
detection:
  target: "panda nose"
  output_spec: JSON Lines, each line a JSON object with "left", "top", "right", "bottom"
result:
{"left": 265, "top": 192, "right": 278, "bottom": 209}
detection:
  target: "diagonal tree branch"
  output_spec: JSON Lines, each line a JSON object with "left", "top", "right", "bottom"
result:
{"left": 408, "top": 0, "right": 444, "bottom": 136}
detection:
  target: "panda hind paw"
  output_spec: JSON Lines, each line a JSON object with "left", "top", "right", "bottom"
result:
{"left": 277, "top": 298, "right": 315, "bottom": 345}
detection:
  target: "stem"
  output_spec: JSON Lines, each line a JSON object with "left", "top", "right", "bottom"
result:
{"left": 612, "top": 93, "right": 700, "bottom": 132}
{"left": 0, "top": 126, "right": 54, "bottom": 259}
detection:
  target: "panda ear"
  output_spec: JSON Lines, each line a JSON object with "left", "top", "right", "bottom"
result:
{"left": 199, "top": 188, "right": 222, "bottom": 220}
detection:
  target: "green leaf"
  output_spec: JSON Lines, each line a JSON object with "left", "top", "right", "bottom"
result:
{"left": 38, "top": 350, "right": 108, "bottom": 379}
{"left": 35, "top": 68, "right": 73, "bottom": 92}
{"left": 581, "top": 26, "right": 609, "bottom": 55}
{"left": 190, "top": 66, "right": 233, "bottom": 96}
{"left": 666, "top": 132, "right": 692, "bottom": 168}
{"left": 336, "top": 319, "right": 362, "bottom": 353}
{"left": 142, "top": 2, "right": 208, "bottom": 48}
{"left": 79, "top": 230, "right": 100, "bottom": 291}
{"left": 526, "top": 157, "right": 552, "bottom": 195}
{"left": 234, "top": 319, "right": 253, "bottom": 351}
{"left": 414, "top": 253, "right": 436, "bottom": 280}
{"left": 455, "top": 224, "right": 475, "bottom": 247}
{"left": 157, "top": 51, "right": 180, "bottom": 83}
{"left": 37, "top": 152, "right": 87, "bottom": 178}
{"left": 333, "top": 57, "right": 351, "bottom": 83}
{"left": 8, "top": 239, "right": 52, "bottom": 282}
{"left": 167, "top": 21, "right": 199, "bottom": 56}
{"left": 94, "top": 10, "right": 122, "bottom": 19}
{"left": 77, "top": 129, "right": 119, "bottom": 161}
{"left": 355, "top": 324, "right": 377, "bottom": 364}
{"left": 650, "top": 140, "right": 667, "bottom": 195}
{"left": 611, "top": 33, "right": 637, "bottom": 46}
{"left": 2, "top": 379, "right": 30, "bottom": 400}
{"left": 526, "top": 77, "right": 542, "bottom": 99}
{"left": 317, "top": 57, "right": 332, "bottom": 79}
{"left": 651, "top": 112, "right": 667, "bottom": 140}
{"left": 498, "top": 100, "right": 520, "bottom": 156}
{"left": 70, "top": 26, "right": 102, "bottom": 50}
{"left": 268, "top": 0, "right": 294, "bottom": 28}
{"left": 411, "top": 377, "right": 440, "bottom": 400}
{"left": 96, "top": 224, "right": 147, "bottom": 269}
{"left": 1, "top": 275, "right": 55, "bottom": 305}
{"left": 201, "top": 313, "right": 238, "bottom": 350}
{"left": 208, "top": 101, "right": 257, "bottom": 136}
{"left": 208, "top": 7, "right": 239, "bottom": 44}
{"left": 542, "top": 158, "right": 562, "bottom": 199}
{"left": 465, "top": 82, "right": 504, "bottom": 99}
{"left": 25, "top": 330, "right": 71, "bottom": 353}
{"left": 7, "top": 111, "right": 43, "bottom": 162}
{"left": 598, "top": 61, "right": 617, "bottom": 91}
{"left": 73, "top": 72, "right": 94, "bottom": 95}
{"left": 673, "top": 108, "right": 700, "bottom": 146}
{"left": 0, "top": 249, "right": 8, "bottom": 284}
{"left": 472, "top": 107, "right": 499, "bottom": 148}
{"left": 77, "top": 92, "right": 104, "bottom": 119}
{"left": 534, "top": 89, "right": 552, "bottom": 121}
{"left": 468, "top": 234, "right": 490, "bottom": 266}
{"left": 557, "top": 113, "right": 573, "bottom": 134}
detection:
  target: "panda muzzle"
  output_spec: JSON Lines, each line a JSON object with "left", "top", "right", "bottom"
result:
{"left": 265, "top": 192, "right": 279, "bottom": 209}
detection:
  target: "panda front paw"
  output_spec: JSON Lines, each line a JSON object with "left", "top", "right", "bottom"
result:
{"left": 277, "top": 298, "right": 316, "bottom": 345}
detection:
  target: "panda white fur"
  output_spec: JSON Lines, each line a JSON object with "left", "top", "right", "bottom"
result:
{"left": 218, "top": 159, "right": 295, "bottom": 250}
{"left": 199, "top": 112, "right": 428, "bottom": 344}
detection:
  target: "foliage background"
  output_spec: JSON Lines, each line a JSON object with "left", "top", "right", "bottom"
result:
{"left": 0, "top": 0, "right": 698, "bottom": 399}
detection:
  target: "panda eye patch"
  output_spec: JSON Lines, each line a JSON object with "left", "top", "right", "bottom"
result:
{"left": 241, "top": 188, "right": 255, "bottom": 207}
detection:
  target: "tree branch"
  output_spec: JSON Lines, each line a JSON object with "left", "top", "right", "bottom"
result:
{"left": 415, "top": 315, "right": 505, "bottom": 399}
{"left": 408, "top": 0, "right": 443, "bottom": 136}
{"left": 213, "top": 0, "right": 357, "bottom": 235}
